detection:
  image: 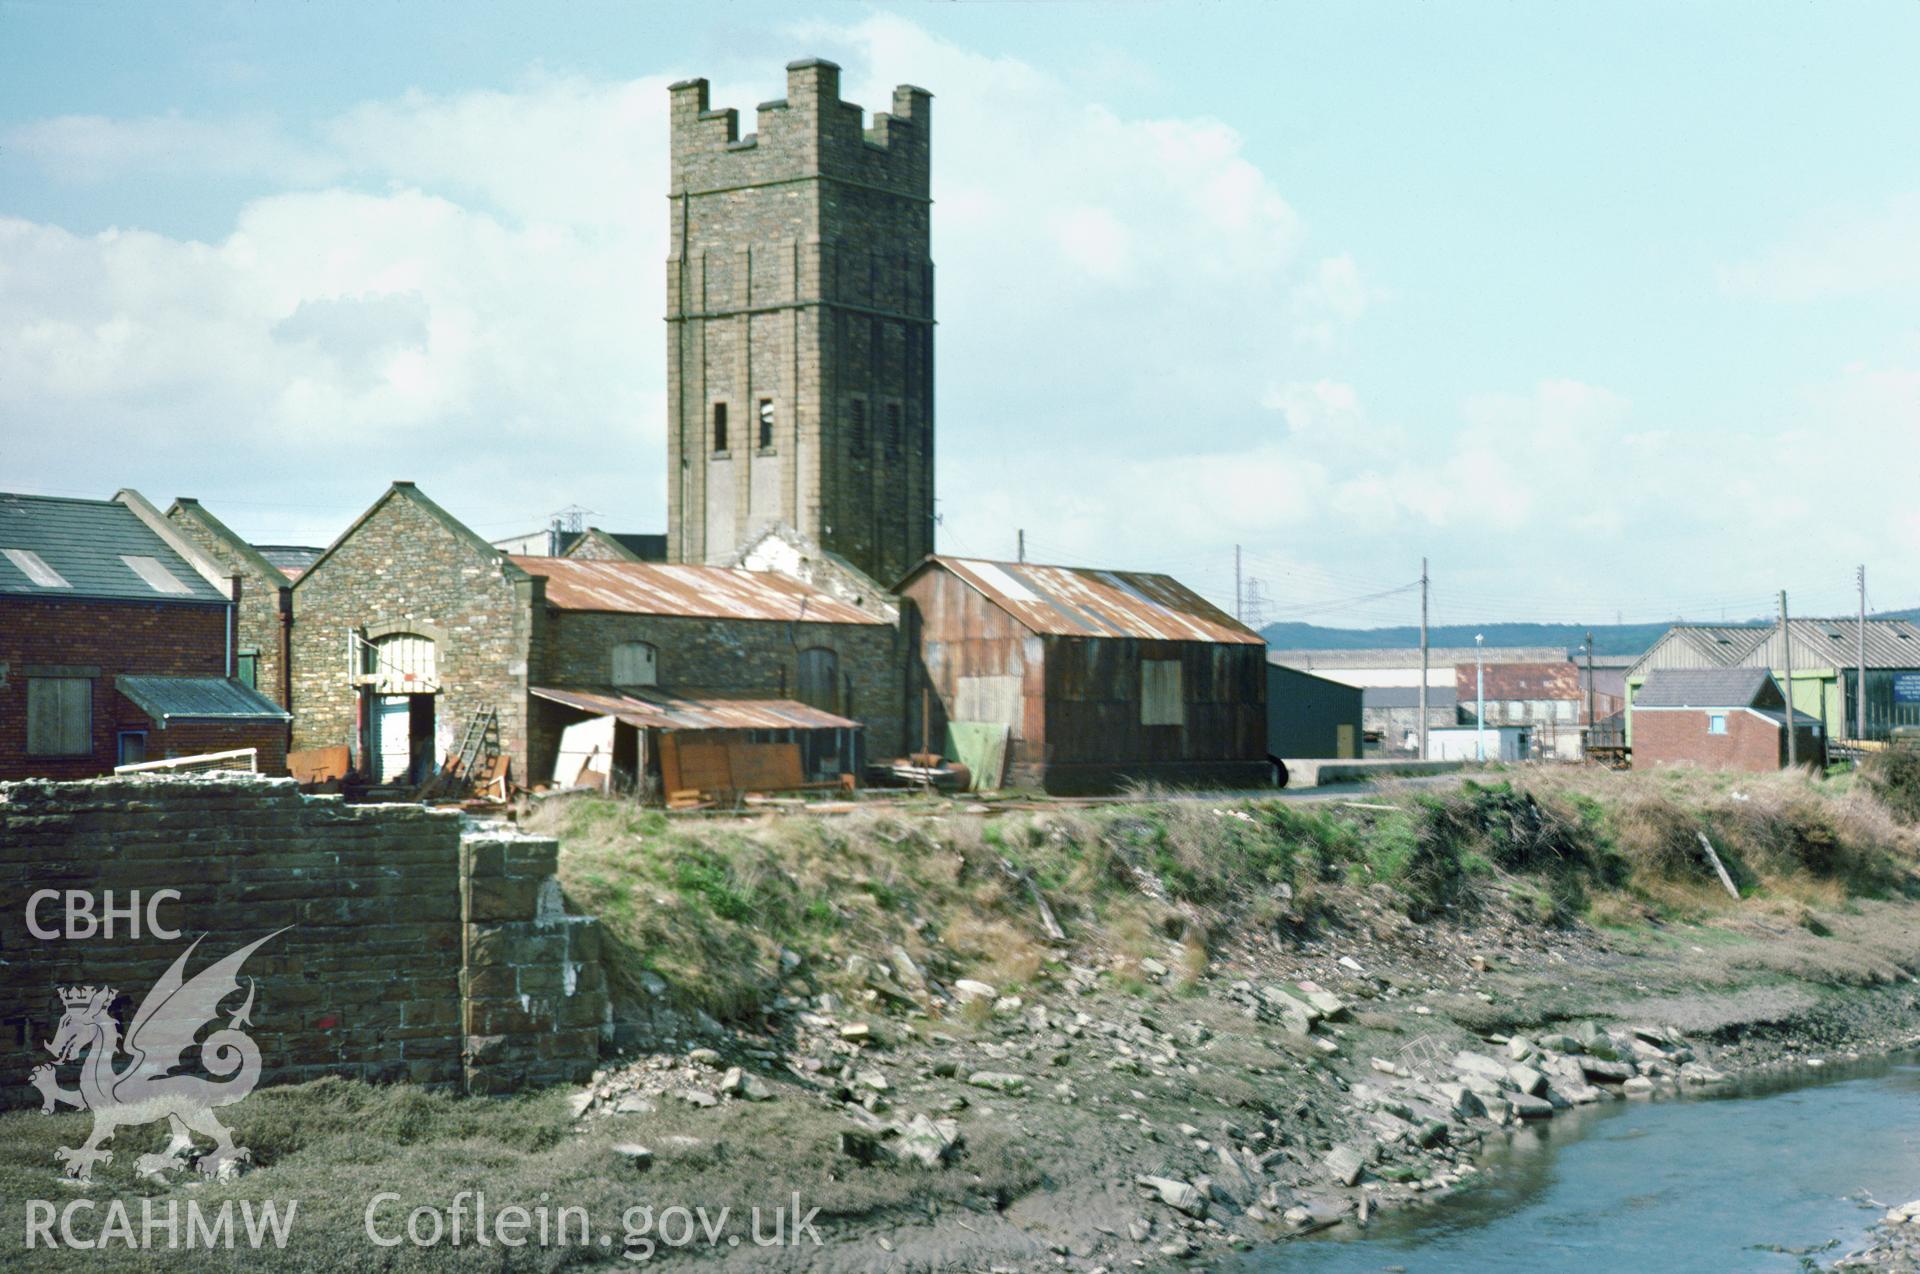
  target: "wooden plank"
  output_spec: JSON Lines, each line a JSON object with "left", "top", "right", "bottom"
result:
{"left": 658, "top": 733, "right": 684, "bottom": 794}
{"left": 674, "top": 738, "right": 735, "bottom": 794}
{"left": 727, "top": 742, "right": 804, "bottom": 791}
{"left": 1696, "top": 831, "right": 1741, "bottom": 899}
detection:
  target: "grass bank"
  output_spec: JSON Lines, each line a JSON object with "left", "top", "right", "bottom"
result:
{"left": 527, "top": 760, "right": 1920, "bottom": 1030}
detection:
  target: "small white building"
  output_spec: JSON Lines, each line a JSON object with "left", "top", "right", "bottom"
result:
{"left": 1427, "top": 725, "right": 1533, "bottom": 762}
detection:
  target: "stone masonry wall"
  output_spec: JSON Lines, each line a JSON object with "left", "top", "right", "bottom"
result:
{"left": 166, "top": 502, "right": 292, "bottom": 709}
{"left": 0, "top": 776, "right": 603, "bottom": 1109}
{"left": 462, "top": 832, "right": 608, "bottom": 1095}
{"left": 533, "top": 611, "right": 905, "bottom": 761}
{"left": 289, "top": 486, "right": 542, "bottom": 784}
{"left": 666, "top": 60, "right": 934, "bottom": 584}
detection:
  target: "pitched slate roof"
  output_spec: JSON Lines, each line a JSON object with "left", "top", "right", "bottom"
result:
{"left": 116, "top": 676, "right": 291, "bottom": 721}
{"left": 1634, "top": 667, "right": 1777, "bottom": 708}
{"left": 253, "top": 545, "right": 323, "bottom": 580}
{"left": 0, "top": 493, "right": 227, "bottom": 604}
{"left": 902, "top": 556, "right": 1263, "bottom": 645}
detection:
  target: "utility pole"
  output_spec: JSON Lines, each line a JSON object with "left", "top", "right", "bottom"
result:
{"left": 1858, "top": 564, "right": 1869, "bottom": 743}
{"left": 1585, "top": 629, "right": 1596, "bottom": 756}
{"left": 1234, "top": 545, "right": 1243, "bottom": 623}
{"left": 1780, "top": 590, "right": 1798, "bottom": 769}
{"left": 1017, "top": 529, "right": 1025, "bottom": 563}
{"left": 1418, "top": 558, "right": 1430, "bottom": 760}
{"left": 1475, "top": 632, "right": 1486, "bottom": 762}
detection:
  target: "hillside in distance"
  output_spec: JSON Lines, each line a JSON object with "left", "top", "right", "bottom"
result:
{"left": 1258, "top": 619, "right": 1742, "bottom": 658}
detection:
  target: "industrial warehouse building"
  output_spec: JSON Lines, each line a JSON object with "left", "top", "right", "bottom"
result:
{"left": 1266, "top": 661, "right": 1362, "bottom": 760}
{"left": 1626, "top": 619, "right": 1920, "bottom": 747}
{"left": 898, "top": 556, "right": 1268, "bottom": 793}
{"left": 517, "top": 553, "right": 899, "bottom": 792}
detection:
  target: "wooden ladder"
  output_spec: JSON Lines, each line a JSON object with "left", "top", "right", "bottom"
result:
{"left": 418, "top": 708, "right": 498, "bottom": 799}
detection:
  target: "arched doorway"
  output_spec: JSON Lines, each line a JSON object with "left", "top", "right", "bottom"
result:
{"left": 361, "top": 628, "right": 440, "bottom": 784}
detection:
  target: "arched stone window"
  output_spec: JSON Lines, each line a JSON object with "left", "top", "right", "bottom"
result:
{"left": 362, "top": 628, "right": 439, "bottom": 694}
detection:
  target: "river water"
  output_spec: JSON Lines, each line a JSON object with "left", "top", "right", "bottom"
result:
{"left": 1240, "top": 1055, "right": 1920, "bottom": 1273}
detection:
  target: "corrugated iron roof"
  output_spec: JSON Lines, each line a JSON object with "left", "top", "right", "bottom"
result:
{"left": 116, "top": 675, "right": 292, "bottom": 721}
{"left": 515, "top": 557, "right": 882, "bottom": 624}
{"left": 0, "top": 493, "right": 228, "bottom": 604}
{"left": 1742, "top": 618, "right": 1920, "bottom": 671}
{"left": 909, "top": 556, "right": 1262, "bottom": 644}
{"left": 530, "top": 686, "right": 861, "bottom": 732}
{"left": 1628, "top": 624, "right": 1769, "bottom": 677}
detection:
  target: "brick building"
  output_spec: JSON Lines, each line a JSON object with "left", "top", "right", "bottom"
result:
{"left": 1630, "top": 668, "right": 1824, "bottom": 773}
{"left": 666, "top": 59, "right": 934, "bottom": 584}
{"left": 0, "top": 490, "right": 288, "bottom": 779}
{"left": 898, "top": 557, "right": 1268, "bottom": 793}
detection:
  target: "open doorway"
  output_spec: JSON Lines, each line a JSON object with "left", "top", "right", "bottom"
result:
{"left": 368, "top": 691, "right": 436, "bottom": 784}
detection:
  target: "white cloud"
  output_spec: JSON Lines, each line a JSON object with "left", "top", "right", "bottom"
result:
{"left": 5, "top": 112, "right": 337, "bottom": 184}
{"left": 1290, "top": 253, "right": 1376, "bottom": 349}
{"left": 3, "top": 15, "right": 1368, "bottom": 558}
{"left": 1719, "top": 193, "right": 1920, "bottom": 300}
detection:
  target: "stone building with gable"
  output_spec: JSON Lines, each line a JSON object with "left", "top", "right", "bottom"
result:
{"left": 167, "top": 497, "right": 297, "bottom": 708}
{"left": 288, "top": 482, "right": 544, "bottom": 786}
{"left": 282, "top": 481, "right": 902, "bottom": 791}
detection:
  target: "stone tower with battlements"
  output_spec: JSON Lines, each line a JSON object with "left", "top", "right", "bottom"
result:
{"left": 665, "top": 59, "right": 934, "bottom": 585}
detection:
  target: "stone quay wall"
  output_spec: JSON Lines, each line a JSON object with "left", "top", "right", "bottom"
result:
{"left": 0, "top": 775, "right": 604, "bottom": 1109}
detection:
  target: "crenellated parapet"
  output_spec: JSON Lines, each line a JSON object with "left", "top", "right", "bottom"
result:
{"left": 669, "top": 59, "right": 931, "bottom": 197}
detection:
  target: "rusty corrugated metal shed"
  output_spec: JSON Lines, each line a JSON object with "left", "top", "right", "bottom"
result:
{"left": 514, "top": 557, "right": 882, "bottom": 625}
{"left": 906, "top": 556, "right": 1262, "bottom": 644}
{"left": 530, "top": 686, "right": 862, "bottom": 732}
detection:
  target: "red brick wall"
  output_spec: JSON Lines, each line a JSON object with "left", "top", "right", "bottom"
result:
{"left": 0, "top": 597, "right": 229, "bottom": 780}
{"left": 1632, "top": 707, "right": 1798, "bottom": 773}
{"left": 155, "top": 719, "right": 290, "bottom": 775}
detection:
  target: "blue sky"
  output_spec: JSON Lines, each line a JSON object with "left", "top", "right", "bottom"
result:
{"left": 4, "top": 2, "right": 1917, "bottom": 627}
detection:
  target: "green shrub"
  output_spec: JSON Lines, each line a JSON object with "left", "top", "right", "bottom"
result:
{"left": 1861, "top": 749, "right": 1920, "bottom": 823}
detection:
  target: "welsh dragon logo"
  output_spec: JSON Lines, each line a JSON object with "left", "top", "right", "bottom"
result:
{"left": 29, "top": 929, "right": 286, "bottom": 1182}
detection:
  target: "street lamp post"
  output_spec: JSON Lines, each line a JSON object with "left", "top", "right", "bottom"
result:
{"left": 1475, "top": 633, "right": 1486, "bottom": 762}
